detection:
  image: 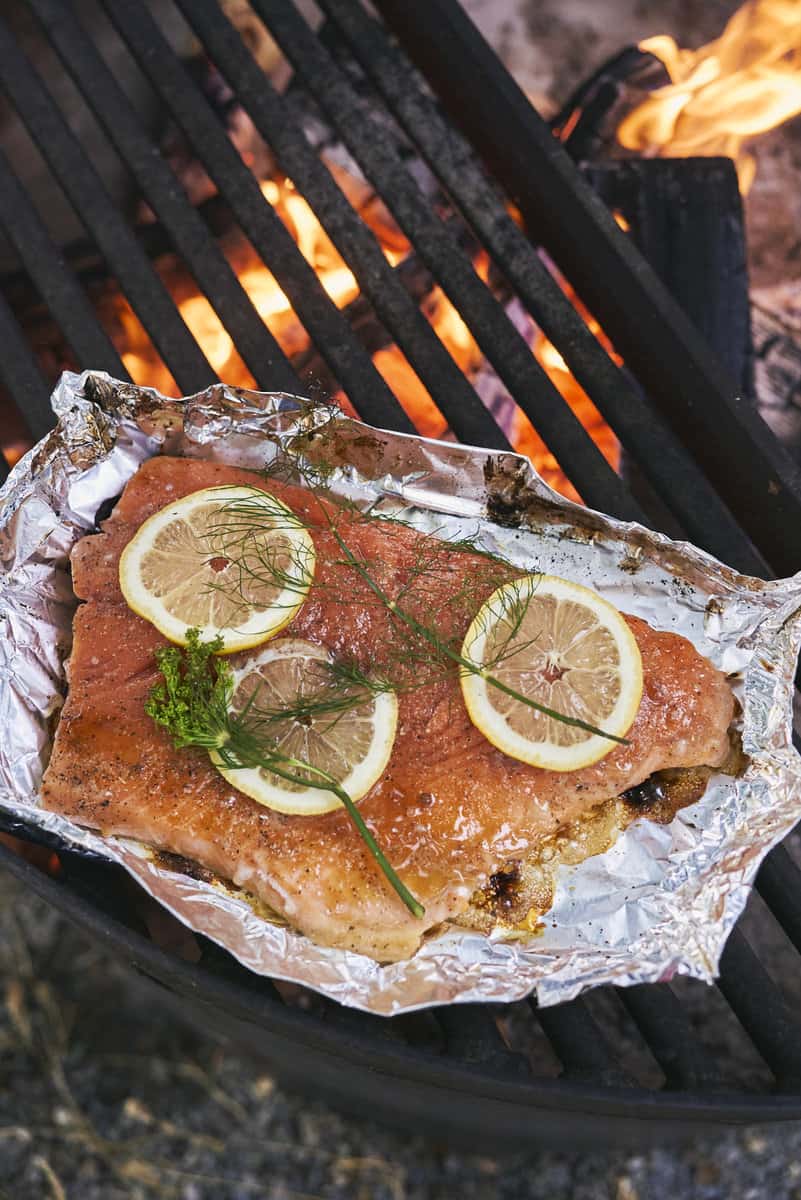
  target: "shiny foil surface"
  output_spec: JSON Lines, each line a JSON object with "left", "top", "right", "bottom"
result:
{"left": 2, "top": 371, "right": 801, "bottom": 1015}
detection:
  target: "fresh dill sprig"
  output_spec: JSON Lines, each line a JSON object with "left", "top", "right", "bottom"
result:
{"left": 145, "top": 629, "right": 232, "bottom": 750}
{"left": 319, "top": 508, "right": 628, "bottom": 745}
{"left": 217, "top": 468, "right": 628, "bottom": 744}
{"left": 142, "top": 458, "right": 630, "bottom": 926}
{"left": 145, "top": 630, "right": 424, "bottom": 919}
{"left": 198, "top": 490, "right": 316, "bottom": 625}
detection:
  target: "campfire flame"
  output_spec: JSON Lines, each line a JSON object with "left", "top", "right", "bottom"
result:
{"left": 113, "top": 173, "right": 615, "bottom": 493}
{"left": 5, "top": 3, "right": 801, "bottom": 491}
{"left": 618, "top": 0, "right": 801, "bottom": 193}
{"left": 5, "top": 160, "right": 618, "bottom": 498}
{"left": 527, "top": 291, "right": 621, "bottom": 504}
{"left": 120, "top": 180, "right": 363, "bottom": 393}
{"left": 116, "top": 176, "right": 480, "bottom": 443}
{"left": 116, "top": 0, "right": 801, "bottom": 495}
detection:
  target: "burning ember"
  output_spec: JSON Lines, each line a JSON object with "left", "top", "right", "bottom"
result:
{"left": 618, "top": 0, "right": 801, "bottom": 193}
{"left": 4, "top": 0, "right": 797, "bottom": 500}
{"left": 112, "top": 176, "right": 480, "bottom": 445}
{"left": 108, "top": 171, "right": 615, "bottom": 499}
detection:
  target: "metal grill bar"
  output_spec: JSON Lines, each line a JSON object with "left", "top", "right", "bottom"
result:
{"left": 254, "top": 0, "right": 641, "bottom": 522}
{"left": 0, "top": 144, "right": 128, "bottom": 382}
{"left": 317, "top": 0, "right": 765, "bottom": 577}
{"left": 99, "top": 0, "right": 414, "bottom": 434}
{"left": 0, "top": 14, "right": 217, "bottom": 397}
{"left": 25, "top": 0, "right": 301, "bottom": 397}
{"left": 172, "top": 0, "right": 510, "bottom": 452}
{"left": 534, "top": 998, "right": 633, "bottom": 1086}
{"left": 316, "top": 995, "right": 409, "bottom": 1045}
{"left": 0, "top": 287, "right": 52, "bottom": 445}
{"left": 757, "top": 847, "right": 801, "bottom": 957}
{"left": 718, "top": 929, "right": 801, "bottom": 1089}
{"left": 372, "top": 0, "right": 801, "bottom": 577}
{"left": 617, "top": 985, "right": 723, "bottom": 1091}
{"left": 436, "top": 1006, "right": 528, "bottom": 1075}
{"left": 195, "top": 938, "right": 288, "bottom": 1011}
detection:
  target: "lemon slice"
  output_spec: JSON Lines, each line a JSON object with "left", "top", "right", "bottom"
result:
{"left": 210, "top": 638, "right": 398, "bottom": 815}
{"left": 460, "top": 574, "right": 643, "bottom": 771}
{"left": 119, "top": 485, "right": 315, "bottom": 652}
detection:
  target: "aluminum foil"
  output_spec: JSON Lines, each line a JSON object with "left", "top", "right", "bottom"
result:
{"left": 3, "top": 370, "right": 801, "bottom": 1016}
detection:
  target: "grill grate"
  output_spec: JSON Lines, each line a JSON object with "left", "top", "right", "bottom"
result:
{"left": 251, "top": 0, "right": 639, "bottom": 519}
{"left": 0, "top": 140, "right": 126, "bottom": 383}
{"left": 0, "top": 11, "right": 217, "bottom": 396}
{"left": 3, "top": 0, "right": 801, "bottom": 1141}
{"left": 373, "top": 0, "right": 801, "bottom": 577}
{"left": 22, "top": 0, "right": 297, "bottom": 396}
{"left": 315, "top": 0, "right": 755, "bottom": 569}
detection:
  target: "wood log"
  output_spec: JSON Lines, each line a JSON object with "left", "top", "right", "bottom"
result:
{"left": 584, "top": 158, "right": 753, "bottom": 401}
{"left": 581, "top": 158, "right": 755, "bottom": 527}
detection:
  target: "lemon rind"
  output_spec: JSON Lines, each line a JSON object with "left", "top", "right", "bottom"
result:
{"left": 460, "top": 574, "right": 643, "bottom": 772}
{"left": 119, "top": 485, "right": 315, "bottom": 653}
{"left": 210, "top": 638, "right": 398, "bottom": 815}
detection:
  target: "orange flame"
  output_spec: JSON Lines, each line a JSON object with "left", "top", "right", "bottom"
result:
{"left": 0, "top": 171, "right": 619, "bottom": 499}
{"left": 617, "top": 0, "right": 801, "bottom": 192}
{"left": 523, "top": 290, "right": 621, "bottom": 505}
{"left": 120, "top": 179, "right": 366, "bottom": 393}
{"left": 114, "top": 177, "right": 480, "bottom": 441}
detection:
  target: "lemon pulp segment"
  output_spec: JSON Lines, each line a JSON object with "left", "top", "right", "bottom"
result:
{"left": 119, "top": 485, "right": 315, "bottom": 652}
{"left": 460, "top": 574, "right": 643, "bottom": 771}
{"left": 210, "top": 638, "right": 398, "bottom": 814}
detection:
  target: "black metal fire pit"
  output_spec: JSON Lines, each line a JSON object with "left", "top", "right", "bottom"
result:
{"left": 5, "top": 837, "right": 801, "bottom": 1152}
{"left": 3, "top": 0, "right": 801, "bottom": 1149}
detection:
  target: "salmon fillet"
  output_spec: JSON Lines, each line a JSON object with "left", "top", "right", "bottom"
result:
{"left": 42, "top": 457, "right": 735, "bottom": 961}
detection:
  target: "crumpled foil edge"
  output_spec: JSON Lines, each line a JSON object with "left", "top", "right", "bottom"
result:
{"left": 2, "top": 370, "right": 801, "bottom": 1016}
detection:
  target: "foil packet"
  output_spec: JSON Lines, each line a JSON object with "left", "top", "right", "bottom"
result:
{"left": 2, "top": 370, "right": 801, "bottom": 1016}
